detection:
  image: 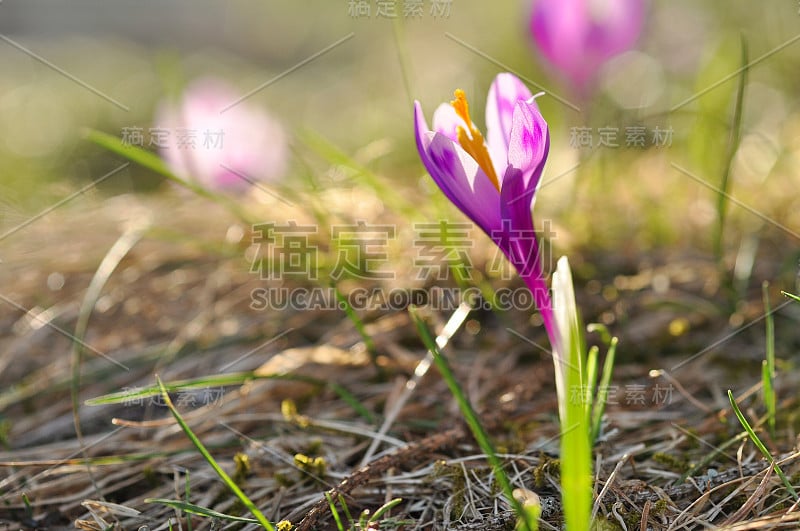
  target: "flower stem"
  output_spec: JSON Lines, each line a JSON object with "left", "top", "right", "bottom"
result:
{"left": 519, "top": 269, "right": 558, "bottom": 351}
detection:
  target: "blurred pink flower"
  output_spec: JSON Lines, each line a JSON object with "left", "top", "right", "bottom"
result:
{"left": 155, "top": 79, "right": 288, "bottom": 191}
{"left": 529, "top": 0, "right": 645, "bottom": 91}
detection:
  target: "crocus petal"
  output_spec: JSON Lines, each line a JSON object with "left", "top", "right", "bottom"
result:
{"left": 499, "top": 167, "right": 556, "bottom": 343}
{"left": 425, "top": 134, "right": 503, "bottom": 238}
{"left": 499, "top": 167, "right": 541, "bottom": 280}
{"left": 486, "top": 73, "right": 533, "bottom": 174}
{"left": 431, "top": 103, "right": 467, "bottom": 143}
{"left": 506, "top": 99, "right": 550, "bottom": 194}
{"left": 415, "top": 102, "right": 502, "bottom": 237}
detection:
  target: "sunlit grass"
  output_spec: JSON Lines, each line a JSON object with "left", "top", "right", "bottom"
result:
{"left": 728, "top": 389, "right": 798, "bottom": 501}
{"left": 409, "top": 306, "right": 537, "bottom": 531}
{"left": 325, "top": 493, "right": 407, "bottom": 531}
{"left": 156, "top": 375, "right": 275, "bottom": 530}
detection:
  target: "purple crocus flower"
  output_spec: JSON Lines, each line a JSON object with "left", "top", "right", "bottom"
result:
{"left": 155, "top": 79, "right": 288, "bottom": 192}
{"left": 414, "top": 73, "right": 556, "bottom": 344}
{"left": 529, "top": 0, "right": 645, "bottom": 92}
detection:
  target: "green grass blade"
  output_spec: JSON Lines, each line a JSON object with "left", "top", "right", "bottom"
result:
{"left": 21, "top": 493, "right": 33, "bottom": 522}
{"left": 515, "top": 505, "right": 541, "bottom": 531}
{"left": 156, "top": 376, "right": 275, "bottom": 530}
{"left": 781, "top": 291, "right": 800, "bottom": 304}
{"left": 584, "top": 346, "right": 599, "bottom": 422}
{"left": 328, "top": 382, "right": 376, "bottom": 423}
{"left": 85, "top": 129, "right": 255, "bottom": 224}
{"left": 591, "top": 337, "right": 617, "bottom": 444}
{"left": 337, "top": 494, "right": 354, "bottom": 527}
{"left": 586, "top": 323, "right": 611, "bottom": 346}
{"left": 358, "top": 508, "right": 370, "bottom": 529}
{"left": 87, "top": 372, "right": 374, "bottom": 422}
{"left": 761, "top": 361, "right": 775, "bottom": 437}
{"left": 333, "top": 284, "right": 381, "bottom": 373}
{"left": 391, "top": 16, "right": 414, "bottom": 107}
{"left": 408, "top": 307, "right": 535, "bottom": 531}
{"left": 70, "top": 225, "right": 148, "bottom": 498}
{"left": 85, "top": 129, "right": 206, "bottom": 195}
{"left": 144, "top": 498, "right": 259, "bottom": 523}
{"left": 561, "top": 341, "right": 592, "bottom": 531}
{"left": 368, "top": 498, "right": 403, "bottom": 523}
{"left": 298, "top": 130, "right": 415, "bottom": 216}
{"left": 86, "top": 372, "right": 256, "bottom": 405}
{"left": 727, "top": 390, "right": 798, "bottom": 500}
{"left": 714, "top": 35, "right": 748, "bottom": 262}
{"left": 324, "top": 492, "right": 345, "bottom": 531}
{"left": 762, "top": 282, "right": 776, "bottom": 437}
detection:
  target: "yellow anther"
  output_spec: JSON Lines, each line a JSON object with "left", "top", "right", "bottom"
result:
{"left": 450, "top": 89, "right": 500, "bottom": 191}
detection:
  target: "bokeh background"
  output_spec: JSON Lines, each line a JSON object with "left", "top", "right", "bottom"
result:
{"left": 2, "top": 2, "right": 799, "bottom": 251}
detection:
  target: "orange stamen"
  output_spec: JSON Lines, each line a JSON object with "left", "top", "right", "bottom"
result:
{"left": 450, "top": 89, "right": 500, "bottom": 191}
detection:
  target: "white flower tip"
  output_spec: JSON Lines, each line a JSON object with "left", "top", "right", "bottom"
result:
{"left": 554, "top": 256, "right": 572, "bottom": 283}
{"left": 552, "top": 255, "right": 577, "bottom": 339}
{"left": 527, "top": 92, "right": 546, "bottom": 104}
